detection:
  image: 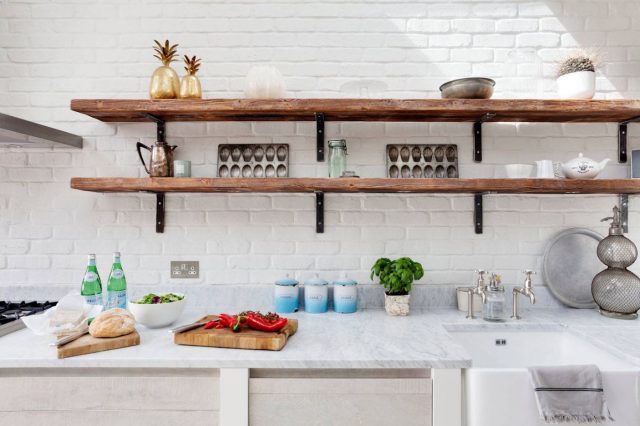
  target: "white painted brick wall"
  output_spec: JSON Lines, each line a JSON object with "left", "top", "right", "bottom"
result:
{"left": 1, "top": 0, "right": 639, "bottom": 292}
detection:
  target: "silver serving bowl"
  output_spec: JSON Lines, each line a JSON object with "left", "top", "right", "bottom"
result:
{"left": 439, "top": 78, "right": 495, "bottom": 99}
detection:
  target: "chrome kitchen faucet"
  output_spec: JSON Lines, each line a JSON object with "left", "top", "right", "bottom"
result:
{"left": 511, "top": 270, "right": 536, "bottom": 319}
{"left": 462, "top": 269, "right": 488, "bottom": 319}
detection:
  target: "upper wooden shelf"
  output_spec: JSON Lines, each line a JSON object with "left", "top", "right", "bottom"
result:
{"left": 70, "top": 99, "right": 640, "bottom": 123}
{"left": 70, "top": 177, "right": 640, "bottom": 195}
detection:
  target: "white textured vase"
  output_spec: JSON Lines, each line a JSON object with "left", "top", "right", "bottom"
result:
{"left": 244, "top": 65, "right": 286, "bottom": 99}
{"left": 384, "top": 294, "right": 410, "bottom": 316}
{"left": 557, "top": 71, "right": 595, "bottom": 100}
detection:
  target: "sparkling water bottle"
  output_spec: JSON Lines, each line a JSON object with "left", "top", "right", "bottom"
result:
{"left": 106, "top": 252, "right": 127, "bottom": 310}
{"left": 81, "top": 254, "right": 103, "bottom": 306}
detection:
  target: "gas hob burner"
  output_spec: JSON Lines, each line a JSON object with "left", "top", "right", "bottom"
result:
{"left": 0, "top": 300, "right": 57, "bottom": 335}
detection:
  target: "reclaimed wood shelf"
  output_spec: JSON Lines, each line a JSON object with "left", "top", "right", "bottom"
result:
{"left": 70, "top": 177, "right": 634, "bottom": 235}
{"left": 71, "top": 99, "right": 640, "bottom": 123}
{"left": 70, "top": 98, "right": 640, "bottom": 234}
{"left": 71, "top": 98, "right": 640, "bottom": 163}
{"left": 70, "top": 177, "right": 640, "bottom": 195}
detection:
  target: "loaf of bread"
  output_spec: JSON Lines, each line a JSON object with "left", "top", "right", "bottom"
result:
{"left": 89, "top": 308, "right": 135, "bottom": 338}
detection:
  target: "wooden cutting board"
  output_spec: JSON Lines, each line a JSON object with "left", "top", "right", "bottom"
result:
{"left": 57, "top": 330, "right": 140, "bottom": 359}
{"left": 174, "top": 316, "right": 297, "bottom": 351}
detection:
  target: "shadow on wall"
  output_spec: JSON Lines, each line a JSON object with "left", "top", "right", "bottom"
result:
{"left": 543, "top": 0, "right": 640, "bottom": 98}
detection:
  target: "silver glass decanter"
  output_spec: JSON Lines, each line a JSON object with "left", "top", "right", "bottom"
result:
{"left": 592, "top": 206, "right": 640, "bottom": 319}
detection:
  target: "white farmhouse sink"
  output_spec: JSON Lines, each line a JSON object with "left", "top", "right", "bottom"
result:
{"left": 448, "top": 329, "right": 640, "bottom": 426}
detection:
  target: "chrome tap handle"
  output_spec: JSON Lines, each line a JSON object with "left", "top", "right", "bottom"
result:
{"left": 474, "top": 269, "right": 487, "bottom": 288}
{"left": 522, "top": 270, "right": 536, "bottom": 290}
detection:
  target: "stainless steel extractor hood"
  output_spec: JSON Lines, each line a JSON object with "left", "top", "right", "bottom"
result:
{"left": 0, "top": 113, "right": 82, "bottom": 149}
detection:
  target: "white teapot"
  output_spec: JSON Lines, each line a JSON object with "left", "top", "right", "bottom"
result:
{"left": 561, "top": 153, "right": 610, "bottom": 179}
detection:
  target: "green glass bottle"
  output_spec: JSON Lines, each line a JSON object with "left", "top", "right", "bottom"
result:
{"left": 106, "top": 252, "right": 127, "bottom": 310}
{"left": 81, "top": 254, "right": 102, "bottom": 306}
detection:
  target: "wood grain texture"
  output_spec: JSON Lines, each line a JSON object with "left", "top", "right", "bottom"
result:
{"left": 70, "top": 98, "right": 640, "bottom": 123}
{"left": 57, "top": 330, "right": 140, "bottom": 359}
{"left": 174, "top": 316, "right": 297, "bottom": 351}
{"left": 249, "top": 377, "right": 432, "bottom": 426}
{"left": 70, "top": 177, "right": 640, "bottom": 194}
{"left": 4, "top": 410, "right": 218, "bottom": 426}
{"left": 0, "top": 370, "right": 219, "bottom": 411}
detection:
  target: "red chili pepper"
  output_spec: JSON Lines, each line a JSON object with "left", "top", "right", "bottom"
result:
{"left": 203, "top": 320, "right": 218, "bottom": 329}
{"left": 231, "top": 316, "right": 243, "bottom": 332}
{"left": 245, "top": 313, "right": 287, "bottom": 332}
{"left": 240, "top": 311, "right": 282, "bottom": 324}
{"left": 218, "top": 314, "right": 234, "bottom": 327}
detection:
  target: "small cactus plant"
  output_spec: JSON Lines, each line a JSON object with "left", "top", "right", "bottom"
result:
{"left": 556, "top": 50, "right": 600, "bottom": 78}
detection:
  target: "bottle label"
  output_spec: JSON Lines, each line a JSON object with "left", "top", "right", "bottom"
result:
{"left": 83, "top": 294, "right": 101, "bottom": 306}
{"left": 111, "top": 270, "right": 124, "bottom": 279}
{"left": 84, "top": 272, "right": 98, "bottom": 282}
{"left": 107, "top": 290, "right": 127, "bottom": 310}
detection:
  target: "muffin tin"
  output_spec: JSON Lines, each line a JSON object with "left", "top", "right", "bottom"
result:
{"left": 217, "top": 144, "right": 289, "bottom": 178}
{"left": 386, "top": 144, "right": 458, "bottom": 179}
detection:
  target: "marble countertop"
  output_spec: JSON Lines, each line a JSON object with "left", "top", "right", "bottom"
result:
{"left": 1, "top": 307, "right": 640, "bottom": 369}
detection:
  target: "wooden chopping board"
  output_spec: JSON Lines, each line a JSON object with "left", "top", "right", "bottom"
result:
{"left": 57, "top": 330, "right": 140, "bottom": 359}
{"left": 174, "top": 316, "right": 297, "bottom": 351}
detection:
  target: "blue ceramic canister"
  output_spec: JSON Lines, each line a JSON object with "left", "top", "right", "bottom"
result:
{"left": 304, "top": 274, "right": 329, "bottom": 313}
{"left": 274, "top": 275, "right": 299, "bottom": 313}
{"left": 333, "top": 276, "right": 358, "bottom": 313}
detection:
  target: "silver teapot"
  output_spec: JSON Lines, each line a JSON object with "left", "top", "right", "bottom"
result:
{"left": 136, "top": 140, "right": 178, "bottom": 177}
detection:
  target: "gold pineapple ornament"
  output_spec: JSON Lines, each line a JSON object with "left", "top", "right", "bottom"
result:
{"left": 149, "top": 40, "right": 180, "bottom": 99}
{"left": 179, "top": 55, "right": 202, "bottom": 99}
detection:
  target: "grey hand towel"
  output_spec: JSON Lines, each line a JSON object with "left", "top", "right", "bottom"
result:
{"left": 528, "top": 364, "right": 614, "bottom": 424}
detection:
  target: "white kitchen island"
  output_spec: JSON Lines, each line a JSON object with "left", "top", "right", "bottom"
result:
{"left": 0, "top": 308, "right": 469, "bottom": 426}
{"left": 3, "top": 308, "right": 640, "bottom": 426}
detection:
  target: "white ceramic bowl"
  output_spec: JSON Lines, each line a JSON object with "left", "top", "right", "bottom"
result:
{"left": 504, "top": 164, "right": 534, "bottom": 178}
{"left": 128, "top": 294, "right": 186, "bottom": 328}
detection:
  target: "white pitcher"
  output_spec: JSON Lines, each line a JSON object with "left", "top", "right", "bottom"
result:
{"left": 535, "top": 160, "right": 555, "bottom": 178}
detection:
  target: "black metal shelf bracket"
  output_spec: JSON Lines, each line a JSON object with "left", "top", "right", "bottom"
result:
{"left": 620, "top": 194, "right": 629, "bottom": 233}
{"left": 473, "top": 112, "right": 496, "bottom": 163}
{"left": 619, "top": 116, "right": 640, "bottom": 163}
{"left": 315, "top": 112, "right": 325, "bottom": 162}
{"left": 316, "top": 191, "right": 324, "bottom": 233}
{"left": 143, "top": 113, "right": 166, "bottom": 143}
{"left": 474, "top": 193, "right": 483, "bottom": 234}
{"left": 156, "top": 193, "right": 165, "bottom": 233}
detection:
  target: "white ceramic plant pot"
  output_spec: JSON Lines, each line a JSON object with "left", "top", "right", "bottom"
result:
{"left": 557, "top": 71, "right": 595, "bottom": 100}
{"left": 384, "top": 294, "right": 410, "bottom": 316}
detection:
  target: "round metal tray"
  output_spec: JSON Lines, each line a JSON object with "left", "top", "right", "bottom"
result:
{"left": 542, "top": 228, "right": 603, "bottom": 309}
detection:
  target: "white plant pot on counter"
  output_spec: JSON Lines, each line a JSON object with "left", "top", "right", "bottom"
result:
{"left": 384, "top": 294, "right": 410, "bottom": 316}
{"left": 557, "top": 71, "right": 595, "bottom": 100}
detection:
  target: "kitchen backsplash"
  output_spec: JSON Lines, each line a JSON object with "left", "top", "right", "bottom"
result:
{"left": 1, "top": 0, "right": 639, "bottom": 291}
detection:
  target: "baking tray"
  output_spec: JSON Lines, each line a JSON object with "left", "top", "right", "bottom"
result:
{"left": 386, "top": 144, "right": 458, "bottom": 178}
{"left": 217, "top": 144, "right": 289, "bottom": 178}
{"left": 542, "top": 228, "right": 603, "bottom": 309}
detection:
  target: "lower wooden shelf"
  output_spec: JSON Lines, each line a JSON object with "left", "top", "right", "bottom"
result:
{"left": 70, "top": 177, "right": 634, "bottom": 235}
{"left": 70, "top": 177, "right": 640, "bottom": 194}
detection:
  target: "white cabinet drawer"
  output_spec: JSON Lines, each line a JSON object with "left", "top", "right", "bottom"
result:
{"left": 0, "top": 368, "right": 219, "bottom": 426}
{"left": 249, "top": 374, "right": 432, "bottom": 426}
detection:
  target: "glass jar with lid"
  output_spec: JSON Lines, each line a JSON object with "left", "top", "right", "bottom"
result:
{"left": 483, "top": 273, "right": 506, "bottom": 322}
{"left": 328, "top": 139, "right": 347, "bottom": 178}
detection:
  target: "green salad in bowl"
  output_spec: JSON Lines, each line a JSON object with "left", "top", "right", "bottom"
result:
{"left": 133, "top": 293, "right": 184, "bottom": 304}
{"left": 129, "top": 293, "right": 186, "bottom": 328}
